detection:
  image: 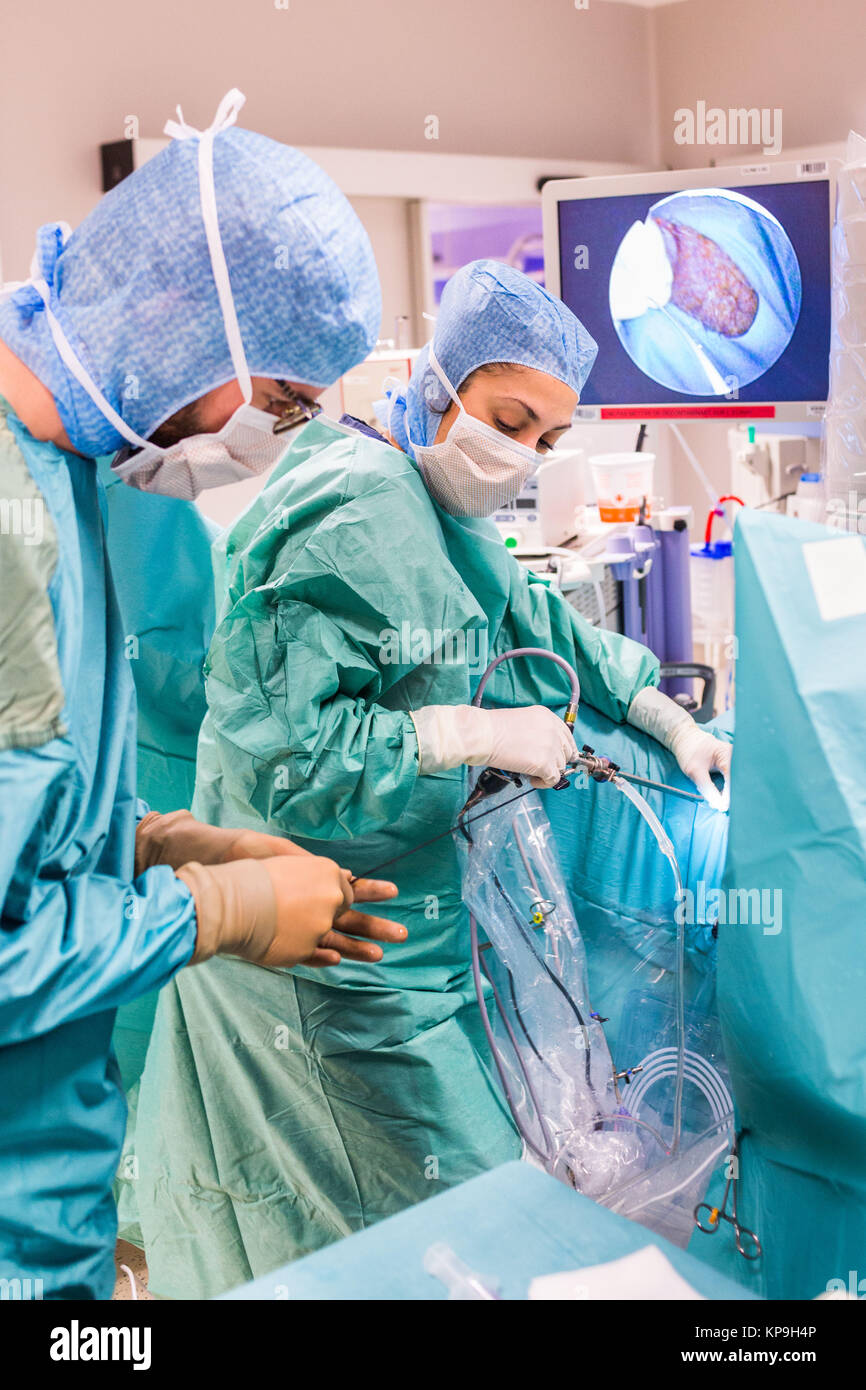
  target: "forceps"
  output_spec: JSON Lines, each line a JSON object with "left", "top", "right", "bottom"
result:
{"left": 694, "top": 1149, "right": 762, "bottom": 1261}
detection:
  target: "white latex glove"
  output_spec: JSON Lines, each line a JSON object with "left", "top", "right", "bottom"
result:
{"left": 627, "top": 686, "right": 731, "bottom": 812}
{"left": 410, "top": 704, "right": 578, "bottom": 789}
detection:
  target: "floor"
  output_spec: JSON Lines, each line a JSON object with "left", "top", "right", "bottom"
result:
{"left": 113, "top": 1238, "right": 155, "bottom": 1300}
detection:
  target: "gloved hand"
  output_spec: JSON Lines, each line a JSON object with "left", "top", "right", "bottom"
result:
{"left": 137, "top": 810, "right": 406, "bottom": 966}
{"left": 176, "top": 855, "right": 408, "bottom": 968}
{"left": 666, "top": 721, "right": 731, "bottom": 811}
{"left": 627, "top": 686, "right": 731, "bottom": 811}
{"left": 135, "top": 810, "right": 307, "bottom": 873}
{"left": 410, "top": 703, "right": 577, "bottom": 789}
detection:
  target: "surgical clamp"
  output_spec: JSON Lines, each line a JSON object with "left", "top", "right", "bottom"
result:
{"left": 694, "top": 1142, "right": 762, "bottom": 1262}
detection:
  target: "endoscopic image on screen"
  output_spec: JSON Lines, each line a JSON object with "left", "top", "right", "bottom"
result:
{"left": 608, "top": 189, "right": 802, "bottom": 397}
{"left": 555, "top": 177, "right": 828, "bottom": 410}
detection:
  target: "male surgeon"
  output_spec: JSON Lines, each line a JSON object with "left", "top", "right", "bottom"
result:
{"left": 0, "top": 90, "right": 405, "bottom": 1299}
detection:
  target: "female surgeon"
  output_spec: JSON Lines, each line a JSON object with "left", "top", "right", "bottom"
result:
{"left": 132, "top": 260, "right": 732, "bottom": 1298}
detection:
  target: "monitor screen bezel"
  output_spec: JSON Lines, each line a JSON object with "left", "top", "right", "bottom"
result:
{"left": 542, "top": 160, "right": 839, "bottom": 422}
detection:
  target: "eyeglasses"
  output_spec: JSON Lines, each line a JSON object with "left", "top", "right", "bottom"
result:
{"left": 266, "top": 382, "right": 323, "bottom": 434}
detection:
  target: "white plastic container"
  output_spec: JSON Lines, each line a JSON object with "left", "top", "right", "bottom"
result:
{"left": 589, "top": 451, "right": 655, "bottom": 523}
{"left": 789, "top": 472, "right": 826, "bottom": 523}
{"left": 690, "top": 541, "right": 734, "bottom": 644}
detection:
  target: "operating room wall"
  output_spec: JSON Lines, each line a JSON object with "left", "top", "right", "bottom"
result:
{"left": 347, "top": 197, "right": 419, "bottom": 345}
{"left": 654, "top": 0, "right": 866, "bottom": 168}
{"left": 0, "top": 0, "right": 656, "bottom": 279}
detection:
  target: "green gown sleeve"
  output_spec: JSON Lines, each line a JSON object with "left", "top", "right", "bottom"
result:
{"left": 490, "top": 559, "right": 660, "bottom": 722}
{"left": 198, "top": 475, "right": 484, "bottom": 841}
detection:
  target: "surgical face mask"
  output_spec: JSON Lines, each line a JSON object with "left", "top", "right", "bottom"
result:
{"left": 110, "top": 401, "right": 304, "bottom": 499}
{"left": 111, "top": 383, "right": 321, "bottom": 498}
{"left": 411, "top": 347, "right": 540, "bottom": 517}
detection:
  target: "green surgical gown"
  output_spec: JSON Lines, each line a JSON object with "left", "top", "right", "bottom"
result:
{"left": 134, "top": 416, "right": 659, "bottom": 1298}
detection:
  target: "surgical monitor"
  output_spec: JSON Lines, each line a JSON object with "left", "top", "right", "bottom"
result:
{"left": 543, "top": 161, "right": 837, "bottom": 422}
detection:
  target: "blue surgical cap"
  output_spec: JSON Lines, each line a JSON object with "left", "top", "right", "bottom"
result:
{"left": 0, "top": 109, "right": 381, "bottom": 457}
{"left": 379, "top": 259, "right": 597, "bottom": 458}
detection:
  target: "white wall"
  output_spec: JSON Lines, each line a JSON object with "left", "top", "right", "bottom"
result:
{"left": 348, "top": 197, "right": 419, "bottom": 346}
{"left": 655, "top": 0, "right": 866, "bottom": 169}
{"left": 0, "top": 0, "right": 656, "bottom": 278}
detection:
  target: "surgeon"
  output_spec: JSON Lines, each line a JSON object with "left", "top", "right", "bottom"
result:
{"left": 131, "top": 259, "right": 732, "bottom": 1298}
{"left": 0, "top": 90, "right": 407, "bottom": 1301}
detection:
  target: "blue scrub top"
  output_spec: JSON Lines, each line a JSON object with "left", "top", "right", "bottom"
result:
{"left": 0, "top": 401, "right": 198, "bottom": 1298}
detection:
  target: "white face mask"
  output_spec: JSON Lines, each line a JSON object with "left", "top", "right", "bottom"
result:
{"left": 411, "top": 346, "right": 540, "bottom": 517}
{"left": 110, "top": 402, "right": 302, "bottom": 500}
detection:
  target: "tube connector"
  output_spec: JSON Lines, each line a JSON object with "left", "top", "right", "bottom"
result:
{"left": 573, "top": 744, "right": 619, "bottom": 783}
{"left": 615, "top": 1065, "right": 645, "bottom": 1084}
